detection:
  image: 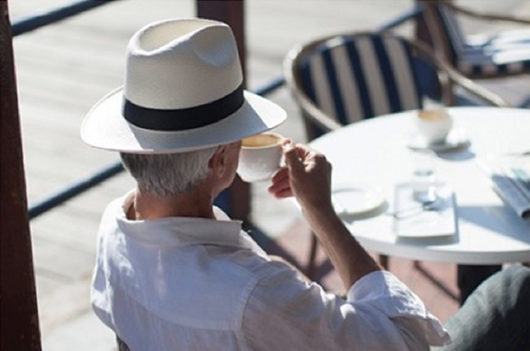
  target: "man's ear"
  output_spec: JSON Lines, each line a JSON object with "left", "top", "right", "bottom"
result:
{"left": 208, "top": 146, "right": 226, "bottom": 177}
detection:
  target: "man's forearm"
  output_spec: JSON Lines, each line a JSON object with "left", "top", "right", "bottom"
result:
{"left": 278, "top": 141, "right": 380, "bottom": 289}
{"left": 303, "top": 205, "right": 380, "bottom": 289}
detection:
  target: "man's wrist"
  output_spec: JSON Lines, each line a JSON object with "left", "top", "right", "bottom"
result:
{"left": 302, "top": 202, "right": 341, "bottom": 233}
{"left": 302, "top": 197, "right": 332, "bottom": 213}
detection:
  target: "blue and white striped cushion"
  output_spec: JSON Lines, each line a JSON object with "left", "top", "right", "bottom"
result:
{"left": 437, "top": 5, "right": 530, "bottom": 77}
{"left": 298, "top": 34, "right": 423, "bottom": 128}
{"left": 458, "top": 45, "right": 530, "bottom": 77}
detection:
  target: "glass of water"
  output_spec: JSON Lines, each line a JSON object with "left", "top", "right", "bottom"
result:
{"left": 410, "top": 149, "right": 437, "bottom": 204}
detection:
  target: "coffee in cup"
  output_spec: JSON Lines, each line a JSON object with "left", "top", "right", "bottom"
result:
{"left": 415, "top": 109, "right": 453, "bottom": 144}
{"left": 237, "top": 132, "right": 283, "bottom": 182}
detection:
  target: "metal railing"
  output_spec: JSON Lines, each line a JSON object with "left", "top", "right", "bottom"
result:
{"left": 13, "top": 2, "right": 422, "bottom": 220}
{"left": 12, "top": 0, "right": 119, "bottom": 36}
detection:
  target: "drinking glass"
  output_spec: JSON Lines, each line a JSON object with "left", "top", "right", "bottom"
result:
{"left": 410, "top": 149, "right": 437, "bottom": 203}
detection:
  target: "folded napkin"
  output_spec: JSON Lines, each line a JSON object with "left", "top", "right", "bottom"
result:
{"left": 480, "top": 155, "right": 530, "bottom": 220}
{"left": 393, "top": 182, "right": 456, "bottom": 238}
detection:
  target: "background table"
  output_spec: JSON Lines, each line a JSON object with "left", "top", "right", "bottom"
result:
{"left": 311, "top": 106, "right": 530, "bottom": 270}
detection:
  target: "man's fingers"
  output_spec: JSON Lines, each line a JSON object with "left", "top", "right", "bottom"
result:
{"left": 271, "top": 188, "right": 294, "bottom": 199}
{"left": 268, "top": 181, "right": 292, "bottom": 198}
{"left": 282, "top": 141, "right": 303, "bottom": 171}
{"left": 271, "top": 167, "right": 289, "bottom": 183}
{"left": 296, "top": 145, "right": 309, "bottom": 161}
{"left": 268, "top": 176, "right": 291, "bottom": 195}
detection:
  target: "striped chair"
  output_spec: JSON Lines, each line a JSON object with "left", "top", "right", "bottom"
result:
{"left": 284, "top": 31, "right": 506, "bottom": 274}
{"left": 420, "top": 0, "right": 530, "bottom": 79}
{"left": 285, "top": 31, "right": 506, "bottom": 139}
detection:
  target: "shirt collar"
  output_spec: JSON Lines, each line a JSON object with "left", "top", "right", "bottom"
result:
{"left": 115, "top": 191, "right": 254, "bottom": 250}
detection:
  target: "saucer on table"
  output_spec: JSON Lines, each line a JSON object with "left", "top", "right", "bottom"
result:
{"left": 407, "top": 128, "right": 470, "bottom": 152}
{"left": 332, "top": 186, "right": 386, "bottom": 220}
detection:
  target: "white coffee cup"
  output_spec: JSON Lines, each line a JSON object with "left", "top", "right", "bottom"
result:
{"left": 237, "top": 132, "right": 283, "bottom": 183}
{"left": 415, "top": 109, "right": 453, "bottom": 144}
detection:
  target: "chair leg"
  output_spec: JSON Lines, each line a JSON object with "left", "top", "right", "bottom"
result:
{"left": 306, "top": 232, "right": 318, "bottom": 279}
{"left": 457, "top": 264, "right": 502, "bottom": 305}
{"left": 379, "top": 254, "right": 389, "bottom": 269}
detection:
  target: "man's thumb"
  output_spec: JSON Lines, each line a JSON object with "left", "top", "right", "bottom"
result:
{"left": 283, "top": 141, "right": 302, "bottom": 171}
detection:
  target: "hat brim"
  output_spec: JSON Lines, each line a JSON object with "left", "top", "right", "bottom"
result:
{"left": 81, "top": 87, "right": 287, "bottom": 154}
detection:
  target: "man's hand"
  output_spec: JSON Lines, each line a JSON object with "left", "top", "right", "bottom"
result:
{"left": 268, "top": 140, "right": 333, "bottom": 213}
{"left": 269, "top": 140, "right": 380, "bottom": 289}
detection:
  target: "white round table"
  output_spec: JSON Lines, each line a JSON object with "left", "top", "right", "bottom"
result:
{"left": 310, "top": 107, "right": 530, "bottom": 264}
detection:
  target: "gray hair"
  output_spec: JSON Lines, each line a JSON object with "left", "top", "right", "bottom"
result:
{"left": 120, "top": 147, "right": 218, "bottom": 197}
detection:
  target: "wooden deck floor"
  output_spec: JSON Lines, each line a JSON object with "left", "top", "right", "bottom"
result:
{"left": 9, "top": 0, "right": 530, "bottom": 349}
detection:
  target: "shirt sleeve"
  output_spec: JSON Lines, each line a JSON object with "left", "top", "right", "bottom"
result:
{"left": 241, "top": 263, "right": 450, "bottom": 351}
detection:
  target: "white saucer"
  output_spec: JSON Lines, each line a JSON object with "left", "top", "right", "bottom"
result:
{"left": 407, "top": 128, "right": 470, "bottom": 152}
{"left": 332, "top": 186, "right": 386, "bottom": 220}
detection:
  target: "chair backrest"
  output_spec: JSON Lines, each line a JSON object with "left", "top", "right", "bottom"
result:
{"left": 420, "top": 0, "right": 467, "bottom": 64}
{"left": 420, "top": 1, "right": 530, "bottom": 78}
{"left": 287, "top": 32, "right": 438, "bottom": 139}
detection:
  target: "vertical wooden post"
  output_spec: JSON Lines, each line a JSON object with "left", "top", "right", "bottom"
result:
{"left": 196, "top": 0, "right": 245, "bottom": 78}
{"left": 0, "top": 1, "right": 42, "bottom": 350}
{"left": 196, "top": 0, "right": 251, "bottom": 222}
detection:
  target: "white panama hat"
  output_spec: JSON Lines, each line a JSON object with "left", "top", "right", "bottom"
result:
{"left": 81, "top": 18, "right": 286, "bottom": 153}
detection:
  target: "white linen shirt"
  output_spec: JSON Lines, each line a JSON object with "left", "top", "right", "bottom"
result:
{"left": 91, "top": 192, "right": 450, "bottom": 351}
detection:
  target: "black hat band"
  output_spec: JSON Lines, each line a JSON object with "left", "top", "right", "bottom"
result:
{"left": 122, "top": 83, "right": 244, "bottom": 131}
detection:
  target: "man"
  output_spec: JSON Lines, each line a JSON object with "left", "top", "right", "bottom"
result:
{"left": 82, "top": 18, "right": 529, "bottom": 351}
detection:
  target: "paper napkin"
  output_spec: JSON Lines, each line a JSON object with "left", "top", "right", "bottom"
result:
{"left": 393, "top": 182, "right": 456, "bottom": 238}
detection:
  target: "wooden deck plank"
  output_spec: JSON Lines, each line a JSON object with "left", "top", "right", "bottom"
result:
{"left": 31, "top": 234, "right": 95, "bottom": 281}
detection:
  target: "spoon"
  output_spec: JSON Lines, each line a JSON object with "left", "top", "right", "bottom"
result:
{"left": 390, "top": 187, "right": 441, "bottom": 219}
{"left": 391, "top": 201, "right": 440, "bottom": 219}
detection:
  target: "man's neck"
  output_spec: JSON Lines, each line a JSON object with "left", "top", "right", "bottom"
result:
{"left": 129, "top": 187, "right": 215, "bottom": 220}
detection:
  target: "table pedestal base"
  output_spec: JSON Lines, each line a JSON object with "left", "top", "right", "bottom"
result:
{"left": 457, "top": 264, "right": 502, "bottom": 305}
